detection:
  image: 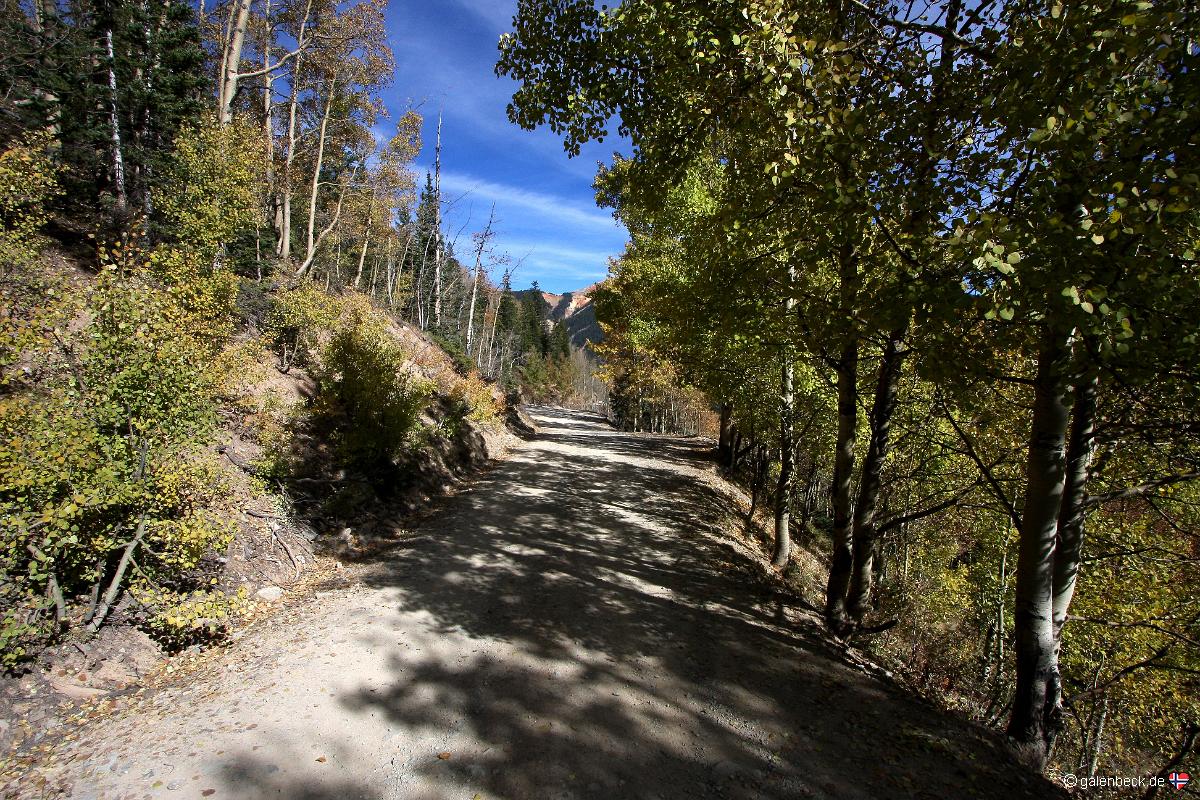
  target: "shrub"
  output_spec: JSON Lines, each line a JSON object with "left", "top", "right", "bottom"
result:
{"left": 0, "top": 121, "right": 265, "bottom": 667}
{"left": 316, "top": 297, "right": 433, "bottom": 470}
{"left": 133, "top": 586, "right": 251, "bottom": 652}
{"left": 0, "top": 132, "right": 66, "bottom": 387}
{"left": 155, "top": 117, "right": 264, "bottom": 261}
{"left": 269, "top": 284, "right": 340, "bottom": 372}
{"left": 0, "top": 259, "right": 240, "bottom": 665}
{"left": 446, "top": 371, "right": 504, "bottom": 430}
{"left": 270, "top": 287, "right": 434, "bottom": 473}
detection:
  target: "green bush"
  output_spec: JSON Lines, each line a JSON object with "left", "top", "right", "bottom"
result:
{"left": 0, "top": 118, "right": 266, "bottom": 667}
{"left": 0, "top": 260, "right": 239, "bottom": 666}
{"left": 270, "top": 287, "right": 434, "bottom": 473}
{"left": 133, "top": 586, "right": 251, "bottom": 652}
{"left": 315, "top": 297, "right": 433, "bottom": 470}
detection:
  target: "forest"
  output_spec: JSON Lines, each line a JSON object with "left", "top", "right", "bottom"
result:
{"left": 497, "top": 0, "right": 1200, "bottom": 787}
{"left": 0, "top": 0, "right": 602, "bottom": 682}
{"left": 1, "top": 0, "right": 1198, "bottom": 795}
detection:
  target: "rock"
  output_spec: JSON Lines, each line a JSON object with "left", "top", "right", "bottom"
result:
{"left": 47, "top": 677, "right": 109, "bottom": 700}
{"left": 256, "top": 586, "right": 284, "bottom": 602}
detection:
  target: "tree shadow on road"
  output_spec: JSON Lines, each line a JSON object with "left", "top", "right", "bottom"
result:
{"left": 229, "top": 408, "right": 1064, "bottom": 800}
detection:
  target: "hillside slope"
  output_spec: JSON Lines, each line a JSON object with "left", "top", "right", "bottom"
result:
{"left": 9, "top": 409, "right": 1063, "bottom": 800}
{"left": 0, "top": 273, "right": 517, "bottom": 765}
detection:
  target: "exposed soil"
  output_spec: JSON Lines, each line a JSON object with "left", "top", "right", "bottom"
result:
{"left": 3, "top": 408, "right": 1064, "bottom": 800}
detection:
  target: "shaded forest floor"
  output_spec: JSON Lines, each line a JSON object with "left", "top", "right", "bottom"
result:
{"left": 3, "top": 408, "right": 1063, "bottom": 799}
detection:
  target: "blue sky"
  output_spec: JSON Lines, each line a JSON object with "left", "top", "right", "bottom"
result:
{"left": 379, "top": 0, "right": 629, "bottom": 294}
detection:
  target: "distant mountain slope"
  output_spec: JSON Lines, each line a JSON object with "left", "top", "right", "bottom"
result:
{"left": 516, "top": 285, "right": 603, "bottom": 350}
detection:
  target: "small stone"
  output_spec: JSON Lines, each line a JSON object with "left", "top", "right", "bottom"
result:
{"left": 256, "top": 586, "right": 284, "bottom": 602}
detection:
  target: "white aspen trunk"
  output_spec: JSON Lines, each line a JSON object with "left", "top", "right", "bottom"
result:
{"left": 279, "top": 69, "right": 300, "bottom": 259}
{"left": 218, "top": 0, "right": 253, "bottom": 125}
{"left": 354, "top": 193, "right": 374, "bottom": 288}
{"left": 416, "top": 225, "right": 435, "bottom": 329}
{"left": 465, "top": 205, "right": 495, "bottom": 356}
{"left": 300, "top": 76, "right": 336, "bottom": 275}
{"left": 487, "top": 296, "right": 501, "bottom": 371}
{"left": 1007, "top": 329, "right": 1073, "bottom": 767}
{"left": 432, "top": 112, "right": 443, "bottom": 328}
{"left": 262, "top": 0, "right": 277, "bottom": 243}
{"left": 278, "top": 44, "right": 308, "bottom": 259}
{"left": 353, "top": 226, "right": 370, "bottom": 288}
{"left": 104, "top": 27, "right": 128, "bottom": 213}
{"left": 390, "top": 233, "right": 411, "bottom": 304}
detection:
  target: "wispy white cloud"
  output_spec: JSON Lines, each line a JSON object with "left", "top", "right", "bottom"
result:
{"left": 438, "top": 171, "right": 622, "bottom": 235}
{"left": 501, "top": 240, "right": 619, "bottom": 266}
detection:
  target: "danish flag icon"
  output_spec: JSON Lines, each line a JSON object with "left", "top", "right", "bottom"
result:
{"left": 1168, "top": 772, "right": 1190, "bottom": 790}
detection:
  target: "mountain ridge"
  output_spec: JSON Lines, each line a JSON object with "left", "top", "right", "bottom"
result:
{"left": 517, "top": 284, "right": 603, "bottom": 350}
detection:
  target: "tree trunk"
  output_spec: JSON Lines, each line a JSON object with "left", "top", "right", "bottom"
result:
{"left": 1007, "top": 329, "right": 1072, "bottom": 768}
{"left": 846, "top": 326, "right": 909, "bottom": 622}
{"left": 773, "top": 354, "right": 795, "bottom": 568}
{"left": 432, "top": 112, "right": 443, "bottom": 329}
{"left": 217, "top": 0, "right": 252, "bottom": 125}
{"left": 300, "top": 77, "right": 336, "bottom": 275}
{"left": 104, "top": 27, "right": 128, "bottom": 213}
{"left": 262, "top": 0, "right": 277, "bottom": 248}
{"left": 88, "top": 514, "right": 147, "bottom": 633}
{"left": 485, "top": 290, "right": 502, "bottom": 376}
{"left": 354, "top": 217, "right": 371, "bottom": 289}
{"left": 278, "top": 47, "right": 306, "bottom": 261}
{"left": 1086, "top": 695, "right": 1107, "bottom": 778}
{"left": 466, "top": 205, "right": 495, "bottom": 355}
{"left": 824, "top": 339, "right": 859, "bottom": 632}
{"left": 718, "top": 401, "right": 733, "bottom": 462}
{"left": 1052, "top": 371, "right": 1098, "bottom": 637}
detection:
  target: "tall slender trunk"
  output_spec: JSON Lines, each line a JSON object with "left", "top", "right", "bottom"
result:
{"left": 415, "top": 225, "right": 435, "bottom": 329}
{"left": 217, "top": 0, "right": 253, "bottom": 125}
{"left": 278, "top": 53, "right": 305, "bottom": 260}
{"left": 466, "top": 205, "right": 495, "bottom": 355}
{"left": 432, "top": 113, "right": 444, "bottom": 329}
{"left": 1052, "top": 371, "right": 1098, "bottom": 638}
{"left": 485, "top": 291, "right": 501, "bottom": 376}
{"left": 1007, "top": 328, "right": 1073, "bottom": 767}
{"left": 845, "top": 326, "right": 909, "bottom": 622}
{"left": 465, "top": 260, "right": 482, "bottom": 354}
{"left": 390, "top": 233, "right": 410, "bottom": 304}
{"left": 718, "top": 401, "right": 734, "bottom": 463}
{"left": 271, "top": 0, "right": 314, "bottom": 256}
{"left": 300, "top": 77, "right": 336, "bottom": 274}
{"left": 824, "top": 339, "right": 859, "bottom": 631}
{"left": 262, "top": 0, "right": 277, "bottom": 247}
{"left": 773, "top": 356, "right": 795, "bottom": 567}
{"left": 772, "top": 261, "right": 798, "bottom": 567}
{"left": 354, "top": 189, "right": 375, "bottom": 289}
{"left": 1086, "top": 695, "right": 1107, "bottom": 779}
{"left": 104, "top": 27, "right": 128, "bottom": 213}
{"left": 298, "top": 164, "right": 356, "bottom": 277}
{"left": 825, "top": 239, "right": 859, "bottom": 633}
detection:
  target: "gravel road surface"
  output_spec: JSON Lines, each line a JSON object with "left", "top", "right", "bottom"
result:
{"left": 14, "top": 407, "right": 1061, "bottom": 800}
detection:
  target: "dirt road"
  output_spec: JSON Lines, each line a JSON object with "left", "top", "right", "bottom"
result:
{"left": 15, "top": 408, "right": 1060, "bottom": 799}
